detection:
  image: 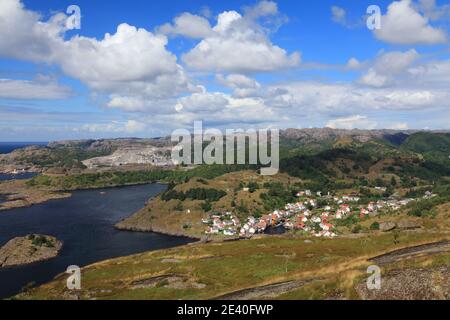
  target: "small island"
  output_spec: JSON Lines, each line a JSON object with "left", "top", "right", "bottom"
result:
{"left": 0, "top": 234, "right": 63, "bottom": 268}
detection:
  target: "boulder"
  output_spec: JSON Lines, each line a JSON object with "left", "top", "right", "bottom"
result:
{"left": 380, "top": 222, "right": 396, "bottom": 232}
{"left": 397, "top": 219, "right": 421, "bottom": 230}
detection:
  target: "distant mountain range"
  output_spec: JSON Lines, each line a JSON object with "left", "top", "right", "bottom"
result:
{"left": 0, "top": 129, "right": 449, "bottom": 174}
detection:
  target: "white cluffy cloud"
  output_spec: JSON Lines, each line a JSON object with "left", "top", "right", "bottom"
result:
{"left": 2, "top": 0, "right": 450, "bottom": 133}
{"left": 0, "top": 0, "right": 66, "bottom": 62}
{"left": 0, "top": 0, "right": 194, "bottom": 109}
{"left": 374, "top": 0, "right": 447, "bottom": 45}
{"left": 60, "top": 23, "right": 195, "bottom": 110}
{"left": 157, "top": 12, "right": 213, "bottom": 39}
{"left": 359, "top": 49, "right": 420, "bottom": 87}
{"left": 182, "top": 2, "right": 300, "bottom": 73}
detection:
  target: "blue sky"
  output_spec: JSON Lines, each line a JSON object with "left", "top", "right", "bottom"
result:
{"left": 1, "top": 0, "right": 450, "bottom": 141}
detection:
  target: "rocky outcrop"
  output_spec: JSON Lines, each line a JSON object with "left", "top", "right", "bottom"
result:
{"left": 0, "top": 235, "right": 63, "bottom": 268}
{"left": 82, "top": 146, "right": 174, "bottom": 169}
{"left": 397, "top": 219, "right": 422, "bottom": 230}
{"left": 379, "top": 220, "right": 422, "bottom": 232}
{"left": 355, "top": 265, "right": 449, "bottom": 300}
{"left": 380, "top": 222, "right": 396, "bottom": 232}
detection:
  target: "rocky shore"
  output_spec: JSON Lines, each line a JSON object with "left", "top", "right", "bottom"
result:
{"left": 0, "top": 235, "right": 63, "bottom": 268}
{"left": 0, "top": 180, "right": 71, "bottom": 211}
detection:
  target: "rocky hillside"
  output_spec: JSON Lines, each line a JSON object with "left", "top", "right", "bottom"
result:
{"left": 1, "top": 129, "right": 449, "bottom": 172}
{"left": 0, "top": 137, "right": 173, "bottom": 171}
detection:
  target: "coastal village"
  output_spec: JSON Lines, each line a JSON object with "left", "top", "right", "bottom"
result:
{"left": 203, "top": 189, "right": 433, "bottom": 238}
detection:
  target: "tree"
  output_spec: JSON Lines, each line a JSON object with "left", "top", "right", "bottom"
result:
{"left": 201, "top": 201, "right": 212, "bottom": 212}
{"left": 370, "top": 222, "right": 380, "bottom": 230}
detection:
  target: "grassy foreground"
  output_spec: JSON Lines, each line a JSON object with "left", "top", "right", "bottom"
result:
{"left": 17, "top": 231, "right": 449, "bottom": 300}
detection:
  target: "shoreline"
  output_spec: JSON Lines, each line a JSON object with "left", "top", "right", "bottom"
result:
{"left": 0, "top": 180, "right": 168, "bottom": 212}
{"left": 115, "top": 220, "right": 266, "bottom": 244}
{"left": 114, "top": 223, "right": 203, "bottom": 242}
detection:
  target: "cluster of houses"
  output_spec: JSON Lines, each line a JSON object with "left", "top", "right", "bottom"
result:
{"left": 203, "top": 212, "right": 240, "bottom": 236}
{"left": 202, "top": 189, "right": 433, "bottom": 238}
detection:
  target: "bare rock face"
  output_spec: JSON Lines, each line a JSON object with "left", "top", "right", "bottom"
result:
{"left": 355, "top": 266, "right": 449, "bottom": 300}
{"left": 397, "top": 219, "right": 421, "bottom": 230}
{"left": 380, "top": 222, "right": 397, "bottom": 232}
{"left": 82, "top": 146, "right": 175, "bottom": 169}
{"left": 0, "top": 235, "right": 62, "bottom": 268}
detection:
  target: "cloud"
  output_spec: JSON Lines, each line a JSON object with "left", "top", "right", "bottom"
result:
{"left": 124, "top": 120, "right": 147, "bottom": 133}
{"left": 58, "top": 23, "right": 197, "bottom": 111}
{"left": 81, "top": 120, "right": 147, "bottom": 134}
{"left": 182, "top": 3, "right": 300, "bottom": 73}
{"left": 2, "top": 0, "right": 450, "bottom": 133}
{"left": 169, "top": 73, "right": 450, "bottom": 131}
{"left": 216, "top": 74, "right": 260, "bottom": 89}
{"left": 418, "top": 0, "right": 450, "bottom": 20}
{"left": 0, "top": 79, "right": 72, "bottom": 100}
{"left": 243, "top": 0, "right": 279, "bottom": 19}
{"left": 176, "top": 92, "right": 229, "bottom": 113}
{"left": 347, "top": 58, "right": 363, "bottom": 70}
{"left": 260, "top": 80, "right": 448, "bottom": 115}
{"left": 172, "top": 89, "right": 279, "bottom": 127}
{"left": 0, "top": 0, "right": 298, "bottom": 117}
{"left": 0, "top": 0, "right": 67, "bottom": 62}
{"left": 0, "top": 0, "right": 195, "bottom": 112}
{"left": 330, "top": 5, "right": 366, "bottom": 29}
{"left": 374, "top": 0, "right": 447, "bottom": 45}
{"left": 331, "top": 6, "right": 347, "bottom": 26}
{"left": 326, "top": 115, "right": 377, "bottom": 130}
{"left": 358, "top": 49, "right": 420, "bottom": 87}
{"left": 157, "top": 12, "right": 213, "bottom": 39}
{"left": 408, "top": 61, "right": 450, "bottom": 88}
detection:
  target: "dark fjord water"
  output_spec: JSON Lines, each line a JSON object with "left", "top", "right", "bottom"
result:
{"left": 0, "top": 172, "right": 38, "bottom": 181}
{"left": 0, "top": 184, "right": 193, "bottom": 299}
{"left": 0, "top": 142, "right": 47, "bottom": 154}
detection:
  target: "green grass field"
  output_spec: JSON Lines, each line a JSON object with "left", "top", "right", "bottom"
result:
{"left": 17, "top": 231, "right": 449, "bottom": 300}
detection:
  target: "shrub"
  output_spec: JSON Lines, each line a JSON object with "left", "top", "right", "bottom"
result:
{"left": 370, "top": 222, "right": 380, "bottom": 230}
{"left": 30, "top": 235, "right": 54, "bottom": 248}
{"left": 201, "top": 201, "right": 212, "bottom": 212}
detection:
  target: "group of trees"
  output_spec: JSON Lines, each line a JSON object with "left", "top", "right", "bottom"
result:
{"left": 27, "top": 234, "right": 54, "bottom": 248}
{"left": 26, "top": 164, "right": 252, "bottom": 190}
{"left": 407, "top": 194, "right": 450, "bottom": 217}
{"left": 260, "top": 182, "right": 297, "bottom": 211}
{"left": 161, "top": 188, "right": 227, "bottom": 202}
